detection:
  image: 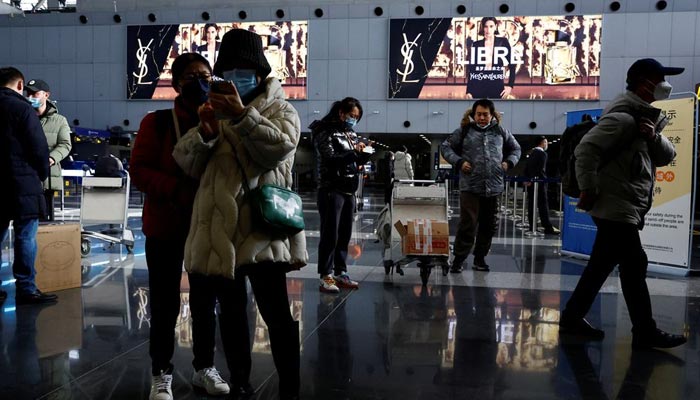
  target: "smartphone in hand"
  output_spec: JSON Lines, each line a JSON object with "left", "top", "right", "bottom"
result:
{"left": 209, "top": 80, "right": 235, "bottom": 94}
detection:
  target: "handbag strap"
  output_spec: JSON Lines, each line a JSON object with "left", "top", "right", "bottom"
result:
{"left": 171, "top": 108, "right": 182, "bottom": 142}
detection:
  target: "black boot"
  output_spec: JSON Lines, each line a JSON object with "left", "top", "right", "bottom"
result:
{"left": 220, "top": 302, "right": 253, "bottom": 398}
{"left": 268, "top": 320, "right": 300, "bottom": 400}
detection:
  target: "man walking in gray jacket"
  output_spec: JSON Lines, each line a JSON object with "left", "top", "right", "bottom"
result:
{"left": 440, "top": 99, "right": 521, "bottom": 272}
{"left": 559, "top": 58, "right": 686, "bottom": 349}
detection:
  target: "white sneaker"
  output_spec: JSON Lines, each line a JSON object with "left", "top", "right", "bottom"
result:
{"left": 319, "top": 275, "right": 340, "bottom": 293}
{"left": 192, "top": 367, "right": 230, "bottom": 395}
{"left": 150, "top": 372, "right": 173, "bottom": 400}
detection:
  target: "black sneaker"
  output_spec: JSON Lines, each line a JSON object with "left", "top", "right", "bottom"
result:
{"left": 449, "top": 258, "right": 465, "bottom": 273}
{"left": 235, "top": 382, "right": 256, "bottom": 398}
{"left": 632, "top": 329, "right": 687, "bottom": 349}
{"left": 471, "top": 258, "right": 490, "bottom": 272}
{"left": 543, "top": 227, "right": 561, "bottom": 235}
{"left": 559, "top": 317, "right": 605, "bottom": 340}
{"left": 16, "top": 290, "right": 58, "bottom": 305}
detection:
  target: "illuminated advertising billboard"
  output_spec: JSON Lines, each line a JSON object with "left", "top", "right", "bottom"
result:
{"left": 389, "top": 16, "right": 602, "bottom": 100}
{"left": 127, "top": 21, "right": 308, "bottom": 100}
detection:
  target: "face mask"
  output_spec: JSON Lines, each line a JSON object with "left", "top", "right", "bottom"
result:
{"left": 345, "top": 117, "right": 358, "bottom": 129}
{"left": 476, "top": 121, "right": 492, "bottom": 129}
{"left": 27, "top": 97, "right": 42, "bottom": 109}
{"left": 180, "top": 78, "right": 210, "bottom": 105}
{"left": 653, "top": 81, "right": 673, "bottom": 101}
{"left": 223, "top": 69, "right": 258, "bottom": 98}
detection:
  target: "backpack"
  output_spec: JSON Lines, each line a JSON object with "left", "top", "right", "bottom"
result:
{"left": 94, "top": 154, "right": 124, "bottom": 178}
{"left": 560, "top": 120, "right": 596, "bottom": 198}
{"left": 559, "top": 105, "right": 637, "bottom": 198}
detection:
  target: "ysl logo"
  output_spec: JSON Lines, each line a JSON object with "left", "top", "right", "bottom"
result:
{"left": 396, "top": 33, "right": 421, "bottom": 83}
{"left": 133, "top": 38, "right": 154, "bottom": 85}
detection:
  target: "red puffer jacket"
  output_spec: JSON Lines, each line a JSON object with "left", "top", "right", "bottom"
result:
{"left": 130, "top": 99, "right": 200, "bottom": 240}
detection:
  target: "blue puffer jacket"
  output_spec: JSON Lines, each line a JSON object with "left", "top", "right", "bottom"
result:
{"left": 440, "top": 121, "right": 521, "bottom": 196}
{"left": 0, "top": 87, "right": 50, "bottom": 220}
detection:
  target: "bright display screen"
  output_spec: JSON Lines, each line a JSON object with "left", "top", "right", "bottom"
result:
{"left": 127, "top": 21, "right": 308, "bottom": 100}
{"left": 388, "top": 16, "right": 602, "bottom": 100}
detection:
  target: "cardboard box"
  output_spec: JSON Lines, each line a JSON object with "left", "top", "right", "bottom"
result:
{"left": 393, "top": 219, "right": 450, "bottom": 256}
{"left": 34, "top": 223, "right": 82, "bottom": 293}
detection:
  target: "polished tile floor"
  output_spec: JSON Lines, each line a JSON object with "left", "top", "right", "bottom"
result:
{"left": 2, "top": 187, "right": 700, "bottom": 399}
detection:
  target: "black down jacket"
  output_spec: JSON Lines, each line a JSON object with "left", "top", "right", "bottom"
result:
{"left": 0, "top": 87, "right": 49, "bottom": 220}
{"left": 310, "top": 119, "right": 370, "bottom": 194}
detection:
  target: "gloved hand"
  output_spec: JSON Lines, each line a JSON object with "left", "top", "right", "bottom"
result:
{"left": 639, "top": 117, "right": 656, "bottom": 140}
{"left": 576, "top": 190, "right": 597, "bottom": 211}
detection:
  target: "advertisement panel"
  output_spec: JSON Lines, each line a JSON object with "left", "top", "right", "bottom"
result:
{"left": 561, "top": 109, "right": 602, "bottom": 257}
{"left": 127, "top": 21, "right": 308, "bottom": 100}
{"left": 388, "top": 16, "right": 602, "bottom": 100}
{"left": 640, "top": 97, "right": 696, "bottom": 267}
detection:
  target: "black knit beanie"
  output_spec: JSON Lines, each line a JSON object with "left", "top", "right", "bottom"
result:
{"left": 213, "top": 29, "right": 272, "bottom": 78}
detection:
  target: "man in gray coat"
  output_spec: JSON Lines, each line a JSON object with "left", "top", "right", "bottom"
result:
{"left": 440, "top": 99, "right": 521, "bottom": 272}
{"left": 559, "top": 58, "right": 686, "bottom": 349}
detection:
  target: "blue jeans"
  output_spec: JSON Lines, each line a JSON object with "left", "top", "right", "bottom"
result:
{"left": 0, "top": 218, "right": 39, "bottom": 295}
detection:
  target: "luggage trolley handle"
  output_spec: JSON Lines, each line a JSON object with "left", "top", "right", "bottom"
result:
{"left": 395, "top": 179, "right": 439, "bottom": 185}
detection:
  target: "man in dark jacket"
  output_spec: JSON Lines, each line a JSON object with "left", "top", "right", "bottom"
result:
{"left": 0, "top": 67, "right": 56, "bottom": 305}
{"left": 559, "top": 58, "right": 686, "bottom": 349}
{"left": 25, "top": 79, "right": 72, "bottom": 221}
{"left": 524, "top": 136, "right": 559, "bottom": 234}
{"left": 440, "top": 99, "right": 521, "bottom": 272}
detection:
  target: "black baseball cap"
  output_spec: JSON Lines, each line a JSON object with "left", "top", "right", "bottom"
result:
{"left": 626, "top": 58, "right": 684, "bottom": 84}
{"left": 25, "top": 79, "right": 50, "bottom": 92}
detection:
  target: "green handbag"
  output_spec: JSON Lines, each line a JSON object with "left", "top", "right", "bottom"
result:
{"left": 248, "top": 184, "right": 305, "bottom": 235}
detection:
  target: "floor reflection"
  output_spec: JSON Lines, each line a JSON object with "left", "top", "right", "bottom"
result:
{"left": 0, "top": 189, "right": 698, "bottom": 399}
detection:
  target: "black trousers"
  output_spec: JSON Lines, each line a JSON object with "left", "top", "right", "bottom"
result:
{"left": 563, "top": 218, "right": 656, "bottom": 333}
{"left": 527, "top": 183, "right": 553, "bottom": 230}
{"left": 145, "top": 236, "right": 185, "bottom": 375}
{"left": 453, "top": 192, "right": 499, "bottom": 261}
{"left": 188, "top": 273, "right": 248, "bottom": 375}
{"left": 189, "top": 265, "right": 298, "bottom": 394}
{"left": 317, "top": 189, "right": 355, "bottom": 277}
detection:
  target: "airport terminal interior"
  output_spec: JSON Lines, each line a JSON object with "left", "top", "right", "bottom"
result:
{"left": 3, "top": 0, "right": 700, "bottom": 399}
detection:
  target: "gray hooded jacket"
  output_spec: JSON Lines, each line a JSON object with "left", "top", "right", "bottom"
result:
{"left": 575, "top": 91, "right": 676, "bottom": 227}
{"left": 440, "top": 121, "right": 521, "bottom": 196}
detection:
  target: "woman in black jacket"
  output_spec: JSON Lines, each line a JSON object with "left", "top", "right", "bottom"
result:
{"left": 466, "top": 17, "right": 516, "bottom": 99}
{"left": 310, "top": 97, "right": 371, "bottom": 294}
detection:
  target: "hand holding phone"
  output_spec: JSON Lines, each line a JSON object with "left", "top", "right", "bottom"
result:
{"left": 207, "top": 80, "right": 245, "bottom": 118}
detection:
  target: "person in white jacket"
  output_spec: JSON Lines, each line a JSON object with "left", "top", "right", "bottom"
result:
{"left": 173, "top": 29, "right": 307, "bottom": 400}
{"left": 393, "top": 145, "right": 414, "bottom": 180}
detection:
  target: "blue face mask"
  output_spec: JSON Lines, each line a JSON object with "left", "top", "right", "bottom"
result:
{"left": 180, "top": 78, "right": 210, "bottom": 105}
{"left": 222, "top": 69, "right": 258, "bottom": 98}
{"left": 345, "top": 117, "right": 358, "bottom": 129}
{"left": 26, "top": 97, "right": 42, "bottom": 109}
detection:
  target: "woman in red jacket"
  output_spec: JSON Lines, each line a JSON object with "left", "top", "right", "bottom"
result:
{"left": 131, "top": 53, "right": 230, "bottom": 400}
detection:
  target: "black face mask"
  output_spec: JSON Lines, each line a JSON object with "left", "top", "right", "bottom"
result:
{"left": 180, "top": 78, "right": 210, "bottom": 105}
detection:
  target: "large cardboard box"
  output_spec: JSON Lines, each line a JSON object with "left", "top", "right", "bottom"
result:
{"left": 393, "top": 219, "right": 450, "bottom": 256}
{"left": 34, "top": 223, "right": 81, "bottom": 292}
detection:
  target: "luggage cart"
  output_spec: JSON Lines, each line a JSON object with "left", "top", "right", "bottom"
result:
{"left": 79, "top": 170, "right": 134, "bottom": 256}
{"left": 356, "top": 170, "right": 366, "bottom": 211}
{"left": 384, "top": 180, "right": 450, "bottom": 286}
